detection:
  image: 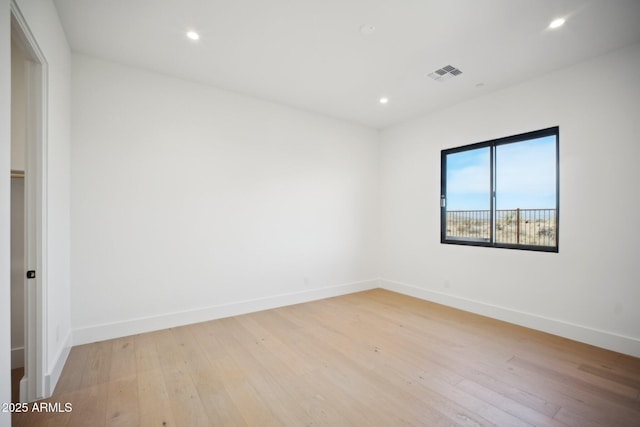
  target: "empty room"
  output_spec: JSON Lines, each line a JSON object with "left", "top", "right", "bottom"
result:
{"left": 1, "top": 0, "right": 640, "bottom": 426}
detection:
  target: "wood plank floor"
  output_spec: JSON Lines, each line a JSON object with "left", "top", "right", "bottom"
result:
{"left": 11, "top": 368, "right": 24, "bottom": 404}
{"left": 12, "top": 289, "right": 640, "bottom": 426}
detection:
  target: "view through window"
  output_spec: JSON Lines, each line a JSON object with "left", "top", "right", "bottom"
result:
{"left": 441, "top": 127, "right": 559, "bottom": 252}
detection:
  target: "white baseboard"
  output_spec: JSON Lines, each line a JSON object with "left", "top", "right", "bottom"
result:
{"left": 45, "top": 331, "right": 72, "bottom": 396}
{"left": 73, "top": 279, "right": 380, "bottom": 346}
{"left": 381, "top": 279, "right": 640, "bottom": 358}
{"left": 11, "top": 346, "right": 24, "bottom": 369}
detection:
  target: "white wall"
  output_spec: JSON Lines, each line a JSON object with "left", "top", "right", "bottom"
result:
{"left": 13, "top": 0, "right": 72, "bottom": 395}
{"left": 10, "top": 177, "right": 25, "bottom": 369}
{"left": 10, "top": 38, "right": 25, "bottom": 172}
{"left": 380, "top": 43, "right": 640, "bottom": 357}
{"left": 1, "top": 0, "right": 13, "bottom": 422}
{"left": 71, "top": 54, "right": 380, "bottom": 344}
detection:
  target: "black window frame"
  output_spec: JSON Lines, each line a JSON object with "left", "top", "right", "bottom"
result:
{"left": 440, "top": 127, "right": 559, "bottom": 253}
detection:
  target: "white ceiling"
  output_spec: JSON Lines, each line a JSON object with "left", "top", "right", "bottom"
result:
{"left": 53, "top": 0, "right": 640, "bottom": 129}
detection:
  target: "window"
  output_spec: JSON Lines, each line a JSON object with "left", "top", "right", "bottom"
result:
{"left": 441, "top": 127, "right": 559, "bottom": 252}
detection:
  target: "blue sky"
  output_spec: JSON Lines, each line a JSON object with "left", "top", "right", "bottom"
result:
{"left": 446, "top": 136, "right": 556, "bottom": 211}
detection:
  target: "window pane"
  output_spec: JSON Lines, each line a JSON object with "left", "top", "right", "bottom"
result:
{"left": 495, "top": 136, "right": 557, "bottom": 247}
{"left": 445, "top": 147, "right": 491, "bottom": 242}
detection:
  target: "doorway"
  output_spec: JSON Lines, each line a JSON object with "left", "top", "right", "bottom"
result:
{"left": 10, "top": 170, "right": 25, "bottom": 404}
{"left": 10, "top": 2, "right": 47, "bottom": 403}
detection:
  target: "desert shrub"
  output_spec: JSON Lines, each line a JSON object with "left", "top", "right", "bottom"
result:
{"left": 538, "top": 226, "right": 554, "bottom": 237}
{"left": 503, "top": 212, "right": 515, "bottom": 225}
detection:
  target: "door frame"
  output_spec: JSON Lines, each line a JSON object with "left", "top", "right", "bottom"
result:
{"left": 10, "top": 0, "right": 48, "bottom": 403}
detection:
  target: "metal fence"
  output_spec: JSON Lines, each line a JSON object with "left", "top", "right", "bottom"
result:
{"left": 446, "top": 208, "right": 556, "bottom": 246}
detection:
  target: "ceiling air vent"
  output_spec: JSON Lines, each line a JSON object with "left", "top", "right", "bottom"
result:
{"left": 428, "top": 65, "right": 462, "bottom": 82}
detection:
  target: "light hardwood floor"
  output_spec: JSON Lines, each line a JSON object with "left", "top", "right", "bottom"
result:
{"left": 12, "top": 289, "right": 640, "bottom": 426}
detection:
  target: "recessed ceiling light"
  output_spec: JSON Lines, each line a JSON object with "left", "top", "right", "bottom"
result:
{"left": 186, "top": 31, "right": 200, "bottom": 41}
{"left": 379, "top": 97, "right": 389, "bottom": 104}
{"left": 548, "top": 18, "right": 565, "bottom": 29}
